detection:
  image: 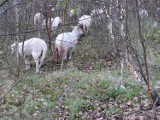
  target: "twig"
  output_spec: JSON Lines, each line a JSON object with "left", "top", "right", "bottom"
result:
{"left": 0, "top": 0, "right": 32, "bottom": 15}
{"left": 0, "top": 0, "right": 9, "bottom": 7}
{"left": 0, "top": 77, "right": 23, "bottom": 104}
{"left": 48, "top": 77, "right": 74, "bottom": 120}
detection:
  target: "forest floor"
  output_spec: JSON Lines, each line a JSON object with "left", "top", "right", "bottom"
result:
{"left": 1, "top": 23, "right": 160, "bottom": 119}
{"left": 0, "top": 50, "right": 160, "bottom": 119}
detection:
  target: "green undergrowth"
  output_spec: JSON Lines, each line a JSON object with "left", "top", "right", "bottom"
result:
{"left": 1, "top": 69, "right": 146, "bottom": 119}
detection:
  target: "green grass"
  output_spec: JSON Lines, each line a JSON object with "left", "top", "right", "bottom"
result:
{"left": 106, "top": 107, "right": 121, "bottom": 114}
{"left": 0, "top": 68, "right": 146, "bottom": 119}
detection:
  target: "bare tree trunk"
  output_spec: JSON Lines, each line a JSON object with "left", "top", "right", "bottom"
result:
{"left": 44, "top": 0, "right": 52, "bottom": 50}
{"left": 108, "top": 0, "right": 116, "bottom": 53}
{"left": 14, "top": 0, "right": 19, "bottom": 59}
{"left": 60, "top": 0, "right": 68, "bottom": 70}
{"left": 14, "top": 0, "right": 20, "bottom": 78}
{"left": 135, "top": 0, "right": 152, "bottom": 105}
{"left": 119, "top": 2, "right": 126, "bottom": 38}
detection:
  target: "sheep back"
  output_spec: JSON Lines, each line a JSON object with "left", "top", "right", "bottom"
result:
{"left": 55, "top": 32, "right": 78, "bottom": 51}
{"left": 18, "top": 38, "right": 47, "bottom": 57}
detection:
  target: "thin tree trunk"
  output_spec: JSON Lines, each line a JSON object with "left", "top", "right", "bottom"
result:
{"left": 14, "top": 0, "right": 20, "bottom": 78}
{"left": 135, "top": 0, "right": 152, "bottom": 105}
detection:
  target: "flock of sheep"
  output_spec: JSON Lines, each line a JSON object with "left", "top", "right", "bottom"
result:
{"left": 10, "top": 4, "right": 158, "bottom": 73}
{"left": 10, "top": 7, "right": 107, "bottom": 73}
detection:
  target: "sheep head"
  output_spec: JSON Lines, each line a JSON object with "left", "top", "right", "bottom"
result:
{"left": 74, "top": 24, "right": 84, "bottom": 36}
{"left": 58, "top": 17, "right": 62, "bottom": 26}
{"left": 78, "top": 24, "right": 87, "bottom": 34}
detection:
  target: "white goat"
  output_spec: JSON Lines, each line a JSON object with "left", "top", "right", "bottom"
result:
{"left": 11, "top": 38, "right": 48, "bottom": 73}
{"left": 42, "top": 18, "right": 54, "bottom": 29}
{"left": 42, "top": 17, "right": 62, "bottom": 32}
{"left": 78, "top": 15, "right": 92, "bottom": 33}
{"left": 51, "top": 16, "right": 62, "bottom": 31}
{"left": 54, "top": 24, "right": 84, "bottom": 64}
{"left": 34, "top": 13, "right": 44, "bottom": 29}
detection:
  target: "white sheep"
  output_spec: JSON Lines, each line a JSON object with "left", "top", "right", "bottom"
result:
{"left": 51, "top": 16, "right": 62, "bottom": 31}
{"left": 42, "top": 17, "right": 62, "bottom": 32}
{"left": 78, "top": 15, "right": 92, "bottom": 33}
{"left": 11, "top": 38, "right": 48, "bottom": 73}
{"left": 54, "top": 24, "right": 84, "bottom": 64}
{"left": 42, "top": 18, "right": 54, "bottom": 29}
{"left": 34, "top": 13, "right": 44, "bottom": 29}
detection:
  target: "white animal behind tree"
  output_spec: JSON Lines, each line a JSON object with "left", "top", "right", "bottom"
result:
{"left": 51, "top": 16, "right": 62, "bottom": 32}
{"left": 42, "top": 16, "right": 62, "bottom": 32}
{"left": 42, "top": 18, "right": 54, "bottom": 29}
{"left": 54, "top": 24, "right": 84, "bottom": 67}
{"left": 34, "top": 12, "right": 44, "bottom": 37}
{"left": 11, "top": 38, "right": 48, "bottom": 73}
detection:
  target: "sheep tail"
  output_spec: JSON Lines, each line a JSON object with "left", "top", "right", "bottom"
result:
{"left": 40, "top": 46, "right": 47, "bottom": 65}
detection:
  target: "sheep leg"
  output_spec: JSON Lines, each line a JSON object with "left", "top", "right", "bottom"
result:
{"left": 39, "top": 57, "right": 44, "bottom": 70}
{"left": 63, "top": 48, "right": 68, "bottom": 61}
{"left": 69, "top": 48, "right": 74, "bottom": 60}
{"left": 39, "top": 62, "right": 43, "bottom": 70}
{"left": 32, "top": 53, "right": 40, "bottom": 73}
{"left": 60, "top": 49, "right": 68, "bottom": 69}
{"left": 86, "top": 26, "right": 89, "bottom": 34}
{"left": 60, "top": 59, "right": 64, "bottom": 70}
{"left": 24, "top": 59, "right": 30, "bottom": 70}
{"left": 35, "top": 61, "right": 39, "bottom": 73}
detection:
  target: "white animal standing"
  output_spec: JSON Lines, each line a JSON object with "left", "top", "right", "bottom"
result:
{"left": 78, "top": 15, "right": 92, "bottom": 33}
{"left": 11, "top": 38, "right": 48, "bottom": 73}
{"left": 54, "top": 24, "right": 84, "bottom": 65}
{"left": 42, "top": 18, "right": 54, "bottom": 29}
{"left": 42, "top": 16, "right": 62, "bottom": 32}
{"left": 51, "top": 16, "right": 62, "bottom": 31}
{"left": 34, "top": 13, "right": 44, "bottom": 29}
{"left": 34, "top": 13, "right": 44, "bottom": 37}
